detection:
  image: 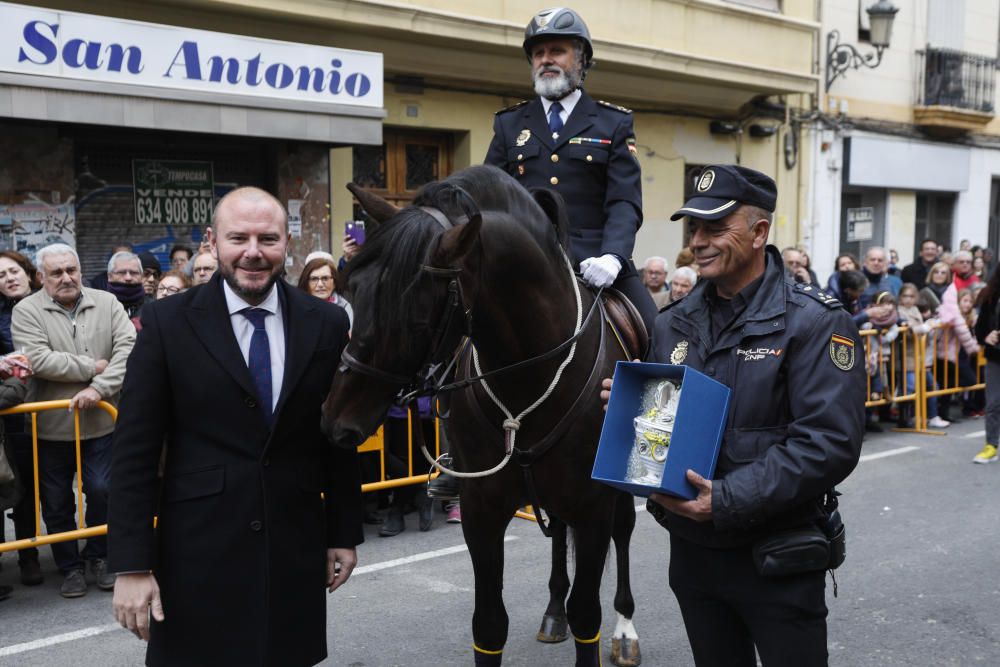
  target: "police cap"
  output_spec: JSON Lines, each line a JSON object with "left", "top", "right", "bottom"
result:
{"left": 670, "top": 165, "right": 777, "bottom": 221}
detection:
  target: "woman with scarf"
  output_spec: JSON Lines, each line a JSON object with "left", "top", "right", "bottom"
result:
{"left": 296, "top": 257, "right": 353, "bottom": 328}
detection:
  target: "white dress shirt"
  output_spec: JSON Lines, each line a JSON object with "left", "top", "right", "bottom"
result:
{"left": 223, "top": 280, "right": 285, "bottom": 412}
{"left": 541, "top": 88, "right": 582, "bottom": 139}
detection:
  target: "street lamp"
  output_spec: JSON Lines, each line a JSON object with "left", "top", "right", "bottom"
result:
{"left": 825, "top": 1, "right": 899, "bottom": 92}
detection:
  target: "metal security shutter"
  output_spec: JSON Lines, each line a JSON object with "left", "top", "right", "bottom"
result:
{"left": 71, "top": 127, "right": 271, "bottom": 277}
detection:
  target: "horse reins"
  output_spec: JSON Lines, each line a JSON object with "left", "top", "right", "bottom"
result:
{"left": 338, "top": 203, "right": 608, "bottom": 536}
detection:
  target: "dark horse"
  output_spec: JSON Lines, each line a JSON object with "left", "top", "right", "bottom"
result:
{"left": 322, "top": 165, "right": 640, "bottom": 666}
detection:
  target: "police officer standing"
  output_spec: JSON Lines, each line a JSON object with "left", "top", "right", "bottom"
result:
{"left": 605, "top": 165, "right": 865, "bottom": 665}
{"left": 485, "top": 7, "right": 657, "bottom": 333}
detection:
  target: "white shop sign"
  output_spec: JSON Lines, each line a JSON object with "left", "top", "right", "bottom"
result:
{"left": 0, "top": 1, "right": 383, "bottom": 108}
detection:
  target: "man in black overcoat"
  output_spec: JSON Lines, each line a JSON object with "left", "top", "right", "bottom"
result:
{"left": 108, "top": 187, "right": 363, "bottom": 666}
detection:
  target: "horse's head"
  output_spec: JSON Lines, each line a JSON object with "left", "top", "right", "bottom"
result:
{"left": 321, "top": 183, "right": 482, "bottom": 449}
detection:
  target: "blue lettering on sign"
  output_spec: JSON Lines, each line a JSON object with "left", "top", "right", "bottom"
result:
{"left": 18, "top": 20, "right": 59, "bottom": 65}
{"left": 17, "top": 19, "right": 143, "bottom": 73}
{"left": 15, "top": 17, "right": 371, "bottom": 100}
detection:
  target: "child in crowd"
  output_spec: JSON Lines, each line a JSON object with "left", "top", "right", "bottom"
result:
{"left": 861, "top": 291, "right": 902, "bottom": 406}
{"left": 958, "top": 289, "right": 985, "bottom": 416}
{"left": 898, "top": 285, "right": 950, "bottom": 428}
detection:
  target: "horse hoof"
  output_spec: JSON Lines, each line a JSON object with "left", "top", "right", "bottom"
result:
{"left": 611, "top": 637, "right": 642, "bottom": 667}
{"left": 536, "top": 614, "right": 569, "bottom": 643}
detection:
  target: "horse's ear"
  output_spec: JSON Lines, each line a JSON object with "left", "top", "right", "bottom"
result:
{"left": 346, "top": 183, "right": 398, "bottom": 225}
{"left": 434, "top": 213, "right": 482, "bottom": 265}
{"left": 530, "top": 187, "right": 570, "bottom": 251}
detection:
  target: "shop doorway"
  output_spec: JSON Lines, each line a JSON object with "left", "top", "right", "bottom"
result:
{"left": 351, "top": 130, "right": 453, "bottom": 219}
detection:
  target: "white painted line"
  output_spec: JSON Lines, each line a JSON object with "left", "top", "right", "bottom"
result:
{"left": 0, "top": 537, "right": 521, "bottom": 657}
{"left": 0, "top": 623, "right": 121, "bottom": 657}
{"left": 354, "top": 535, "right": 518, "bottom": 576}
{"left": 965, "top": 430, "right": 986, "bottom": 439}
{"left": 860, "top": 445, "right": 920, "bottom": 462}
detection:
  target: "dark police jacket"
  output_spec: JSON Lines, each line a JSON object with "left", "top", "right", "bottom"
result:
{"left": 484, "top": 90, "right": 642, "bottom": 271}
{"left": 650, "top": 246, "right": 865, "bottom": 548}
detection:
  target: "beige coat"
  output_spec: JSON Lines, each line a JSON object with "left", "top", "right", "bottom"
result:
{"left": 12, "top": 287, "right": 135, "bottom": 441}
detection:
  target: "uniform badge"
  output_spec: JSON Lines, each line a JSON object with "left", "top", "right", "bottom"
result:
{"left": 697, "top": 170, "right": 715, "bottom": 192}
{"left": 626, "top": 138, "right": 638, "bottom": 159}
{"left": 829, "top": 334, "right": 855, "bottom": 371}
{"left": 515, "top": 129, "right": 531, "bottom": 146}
{"left": 670, "top": 340, "right": 689, "bottom": 365}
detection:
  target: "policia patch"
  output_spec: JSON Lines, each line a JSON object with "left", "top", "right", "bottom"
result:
{"left": 829, "top": 334, "right": 855, "bottom": 371}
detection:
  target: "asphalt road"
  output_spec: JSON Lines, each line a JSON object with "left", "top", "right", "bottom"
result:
{"left": 1, "top": 418, "right": 997, "bottom": 666}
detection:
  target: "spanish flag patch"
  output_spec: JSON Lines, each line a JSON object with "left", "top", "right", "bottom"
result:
{"left": 829, "top": 334, "right": 855, "bottom": 371}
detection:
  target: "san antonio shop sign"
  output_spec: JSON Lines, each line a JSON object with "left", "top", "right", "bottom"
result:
{"left": 0, "top": 1, "right": 383, "bottom": 108}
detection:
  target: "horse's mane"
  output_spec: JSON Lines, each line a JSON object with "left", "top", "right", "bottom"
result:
{"left": 344, "top": 166, "right": 570, "bottom": 336}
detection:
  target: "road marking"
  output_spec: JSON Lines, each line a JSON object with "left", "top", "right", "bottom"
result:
{"left": 354, "top": 536, "right": 518, "bottom": 576}
{"left": 0, "top": 537, "right": 520, "bottom": 657}
{"left": 0, "top": 623, "right": 121, "bottom": 657}
{"left": 860, "top": 445, "right": 920, "bottom": 462}
{"left": 965, "top": 430, "right": 985, "bottom": 439}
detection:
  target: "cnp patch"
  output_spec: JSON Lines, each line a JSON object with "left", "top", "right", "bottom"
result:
{"left": 670, "top": 340, "right": 689, "bottom": 365}
{"left": 697, "top": 169, "right": 715, "bottom": 192}
{"left": 829, "top": 334, "right": 855, "bottom": 371}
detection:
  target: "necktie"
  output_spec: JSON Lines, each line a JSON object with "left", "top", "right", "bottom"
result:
{"left": 548, "top": 101, "right": 564, "bottom": 136}
{"left": 241, "top": 308, "right": 273, "bottom": 425}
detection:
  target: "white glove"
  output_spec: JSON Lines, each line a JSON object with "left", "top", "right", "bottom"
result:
{"left": 580, "top": 254, "right": 622, "bottom": 289}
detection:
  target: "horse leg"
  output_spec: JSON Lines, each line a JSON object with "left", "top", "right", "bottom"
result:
{"left": 609, "top": 495, "right": 641, "bottom": 667}
{"left": 463, "top": 501, "right": 512, "bottom": 666}
{"left": 565, "top": 517, "right": 614, "bottom": 667}
{"left": 537, "top": 516, "right": 570, "bottom": 643}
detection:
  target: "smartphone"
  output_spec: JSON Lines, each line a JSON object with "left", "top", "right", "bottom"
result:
{"left": 346, "top": 220, "right": 366, "bottom": 246}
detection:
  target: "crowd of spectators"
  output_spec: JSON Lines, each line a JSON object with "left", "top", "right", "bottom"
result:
{"left": 637, "top": 237, "right": 995, "bottom": 443}
{"left": 0, "top": 232, "right": 996, "bottom": 602}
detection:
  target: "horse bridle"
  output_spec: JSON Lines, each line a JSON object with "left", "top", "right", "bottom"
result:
{"left": 337, "top": 204, "right": 604, "bottom": 401}
{"left": 338, "top": 206, "right": 473, "bottom": 392}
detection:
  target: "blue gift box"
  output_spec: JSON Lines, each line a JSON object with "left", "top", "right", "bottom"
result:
{"left": 592, "top": 362, "right": 731, "bottom": 499}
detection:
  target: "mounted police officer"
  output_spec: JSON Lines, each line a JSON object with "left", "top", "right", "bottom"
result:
{"left": 485, "top": 7, "right": 657, "bottom": 333}
{"left": 603, "top": 165, "right": 865, "bottom": 666}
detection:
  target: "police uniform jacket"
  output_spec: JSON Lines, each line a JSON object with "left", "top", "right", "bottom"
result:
{"left": 484, "top": 90, "right": 642, "bottom": 271}
{"left": 650, "top": 246, "right": 865, "bottom": 548}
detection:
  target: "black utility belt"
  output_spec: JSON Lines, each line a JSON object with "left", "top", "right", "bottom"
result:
{"left": 752, "top": 510, "right": 846, "bottom": 577}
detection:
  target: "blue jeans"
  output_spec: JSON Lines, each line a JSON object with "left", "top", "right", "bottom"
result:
{"left": 904, "top": 371, "right": 940, "bottom": 419}
{"left": 38, "top": 434, "right": 112, "bottom": 573}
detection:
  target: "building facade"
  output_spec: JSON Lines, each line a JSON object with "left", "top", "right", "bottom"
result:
{"left": 1, "top": 0, "right": 822, "bottom": 277}
{"left": 813, "top": 0, "right": 1000, "bottom": 281}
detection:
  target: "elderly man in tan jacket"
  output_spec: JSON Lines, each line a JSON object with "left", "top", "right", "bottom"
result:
{"left": 12, "top": 243, "right": 135, "bottom": 599}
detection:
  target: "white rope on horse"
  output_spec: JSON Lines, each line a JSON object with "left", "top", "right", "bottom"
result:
{"left": 420, "top": 251, "right": 584, "bottom": 479}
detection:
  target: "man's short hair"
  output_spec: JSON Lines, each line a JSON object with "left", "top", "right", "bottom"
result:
{"left": 170, "top": 243, "right": 192, "bottom": 260}
{"left": 954, "top": 250, "right": 973, "bottom": 262}
{"left": 865, "top": 246, "right": 886, "bottom": 260}
{"left": 108, "top": 251, "right": 141, "bottom": 274}
{"left": 670, "top": 266, "right": 698, "bottom": 285}
{"left": 35, "top": 244, "right": 80, "bottom": 274}
{"left": 921, "top": 238, "right": 938, "bottom": 248}
{"left": 643, "top": 256, "right": 668, "bottom": 271}
{"left": 743, "top": 205, "right": 773, "bottom": 227}
{"left": 838, "top": 270, "right": 869, "bottom": 293}
{"left": 212, "top": 187, "right": 287, "bottom": 233}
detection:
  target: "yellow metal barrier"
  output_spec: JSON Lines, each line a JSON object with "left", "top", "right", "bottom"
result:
{"left": 0, "top": 399, "right": 446, "bottom": 554}
{"left": 359, "top": 410, "right": 442, "bottom": 494}
{"left": 860, "top": 322, "right": 987, "bottom": 434}
{"left": 0, "top": 399, "right": 117, "bottom": 554}
{"left": 860, "top": 326, "right": 923, "bottom": 431}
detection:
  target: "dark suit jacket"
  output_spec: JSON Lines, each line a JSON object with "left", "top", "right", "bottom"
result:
{"left": 108, "top": 274, "right": 362, "bottom": 667}
{"left": 484, "top": 90, "right": 643, "bottom": 272}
